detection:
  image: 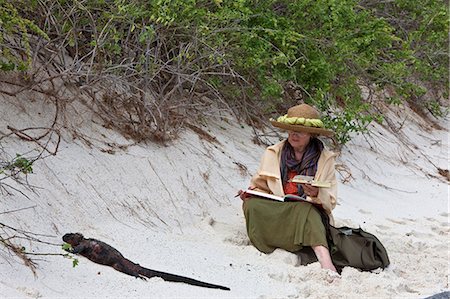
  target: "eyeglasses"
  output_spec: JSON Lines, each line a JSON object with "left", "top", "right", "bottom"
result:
{"left": 288, "top": 131, "right": 310, "bottom": 137}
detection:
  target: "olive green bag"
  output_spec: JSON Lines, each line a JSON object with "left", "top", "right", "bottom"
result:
{"left": 299, "top": 206, "right": 391, "bottom": 273}
{"left": 328, "top": 226, "right": 390, "bottom": 272}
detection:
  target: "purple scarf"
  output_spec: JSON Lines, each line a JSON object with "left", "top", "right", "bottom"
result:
{"left": 280, "top": 138, "right": 324, "bottom": 197}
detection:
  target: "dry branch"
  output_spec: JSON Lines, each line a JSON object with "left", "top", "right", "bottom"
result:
{"left": 0, "top": 221, "right": 62, "bottom": 277}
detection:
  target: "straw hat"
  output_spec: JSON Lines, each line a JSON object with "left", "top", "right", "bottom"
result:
{"left": 270, "top": 104, "right": 334, "bottom": 136}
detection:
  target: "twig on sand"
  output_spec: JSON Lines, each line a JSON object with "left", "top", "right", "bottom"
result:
{"left": 335, "top": 163, "right": 354, "bottom": 183}
{"left": 0, "top": 216, "right": 61, "bottom": 277}
{"left": 360, "top": 170, "right": 418, "bottom": 193}
{"left": 0, "top": 205, "right": 37, "bottom": 215}
{"left": 5, "top": 126, "right": 61, "bottom": 156}
{"left": 0, "top": 238, "right": 38, "bottom": 276}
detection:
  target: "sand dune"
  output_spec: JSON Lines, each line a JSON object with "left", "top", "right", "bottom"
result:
{"left": 0, "top": 94, "right": 448, "bottom": 298}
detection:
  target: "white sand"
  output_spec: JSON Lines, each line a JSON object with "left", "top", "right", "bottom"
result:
{"left": 0, "top": 93, "right": 448, "bottom": 298}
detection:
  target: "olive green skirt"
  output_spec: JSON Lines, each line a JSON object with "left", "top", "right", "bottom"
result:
{"left": 243, "top": 198, "right": 328, "bottom": 254}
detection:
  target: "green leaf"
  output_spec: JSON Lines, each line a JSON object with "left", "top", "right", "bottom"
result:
{"left": 72, "top": 258, "right": 79, "bottom": 268}
{"left": 62, "top": 243, "right": 73, "bottom": 251}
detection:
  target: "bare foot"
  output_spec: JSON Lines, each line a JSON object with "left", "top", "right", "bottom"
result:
{"left": 321, "top": 260, "right": 337, "bottom": 273}
{"left": 312, "top": 245, "right": 337, "bottom": 273}
{"left": 326, "top": 269, "right": 341, "bottom": 283}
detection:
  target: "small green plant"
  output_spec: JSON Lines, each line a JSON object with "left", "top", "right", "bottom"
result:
{"left": 72, "top": 258, "right": 79, "bottom": 268}
{"left": 426, "top": 100, "right": 448, "bottom": 117}
{"left": 0, "top": 154, "right": 33, "bottom": 176}
{"left": 62, "top": 243, "right": 79, "bottom": 268}
{"left": 325, "top": 112, "right": 374, "bottom": 145}
{"left": 12, "top": 154, "right": 33, "bottom": 174}
{"left": 0, "top": 1, "right": 48, "bottom": 71}
{"left": 61, "top": 243, "right": 72, "bottom": 251}
{"left": 386, "top": 96, "right": 402, "bottom": 106}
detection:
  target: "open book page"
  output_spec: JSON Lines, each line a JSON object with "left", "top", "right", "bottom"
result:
{"left": 290, "top": 175, "right": 331, "bottom": 188}
{"left": 244, "top": 190, "right": 309, "bottom": 202}
{"left": 244, "top": 189, "right": 284, "bottom": 201}
{"left": 283, "top": 194, "right": 308, "bottom": 202}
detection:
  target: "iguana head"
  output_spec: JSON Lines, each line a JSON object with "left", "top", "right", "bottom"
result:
{"left": 62, "top": 233, "right": 84, "bottom": 246}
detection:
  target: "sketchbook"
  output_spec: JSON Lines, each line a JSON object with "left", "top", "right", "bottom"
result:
{"left": 289, "top": 175, "right": 331, "bottom": 188}
{"left": 244, "top": 189, "right": 308, "bottom": 202}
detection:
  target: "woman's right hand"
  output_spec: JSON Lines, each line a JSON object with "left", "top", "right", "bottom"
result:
{"left": 238, "top": 190, "right": 249, "bottom": 201}
{"left": 238, "top": 186, "right": 255, "bottom": 201}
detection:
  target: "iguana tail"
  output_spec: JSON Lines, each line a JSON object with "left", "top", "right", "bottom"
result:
{"left": 138, "top": 267, "right": 230, "bottom": 291}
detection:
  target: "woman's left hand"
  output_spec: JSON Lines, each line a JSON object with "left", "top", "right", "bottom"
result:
{"left": 302, "top": 184, "right": 319, "bottom": 197}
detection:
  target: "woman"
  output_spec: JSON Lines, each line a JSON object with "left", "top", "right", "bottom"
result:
{"left": 239, "top": 103, "right": 337, "bottom": 272}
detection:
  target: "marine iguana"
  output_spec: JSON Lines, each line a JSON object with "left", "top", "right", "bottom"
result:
{"left": 62, "top": 233, "right": 230, "bottom": 291}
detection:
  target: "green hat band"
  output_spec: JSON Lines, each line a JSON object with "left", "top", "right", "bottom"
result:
{"left": 274, "top": 115, "right": 325, "bottom": 128}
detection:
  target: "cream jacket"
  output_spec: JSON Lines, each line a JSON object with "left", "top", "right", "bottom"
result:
{"left": 249, "top": 140, "right": 337, "bottom": 225}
